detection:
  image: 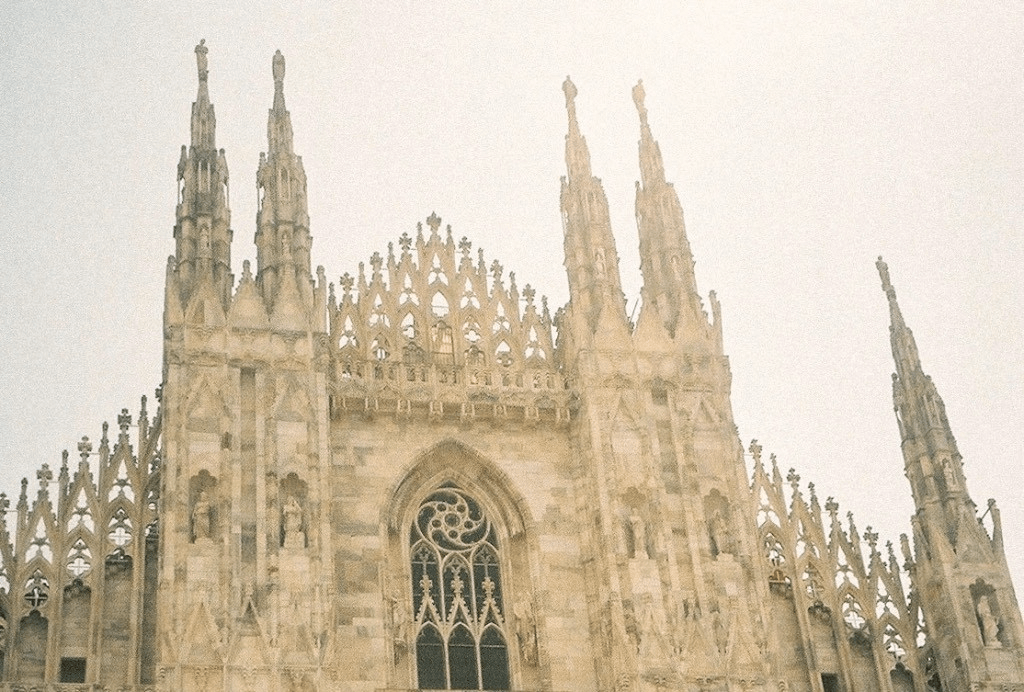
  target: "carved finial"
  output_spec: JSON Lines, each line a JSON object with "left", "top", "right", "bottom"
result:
{"left": 195, "top": 39, "right": 209, "bottom": 81}
{"left": 523, "top": 284, "right": 536, "bottom": 306}
{"left": 387, "top": 241, "right": 395, "bottom": 265}
{"left": 748, "top": 439, "right": 762, "bottom": 465}
{"left": 824, "top": 497, "right": 839, "bottom": 521}
{"left": 426, "top": 212, "right": 441, "bottom": 235}
{"left": 61, "top": 449, "right": 69, "bottom": 472}
{"left": 140, "top": 394, "right": 148, "bottom": 419}
{"left": 118, "top": 408, "right": 132, "bottom": 438}
{"left": 458, "top": 236, "right": 472, "bottom": 259}
{"left": 807, "top": 482, "right": 818, "bottom": 505}
{"left": 632, "top": 79, "right": 648, "bottom": 125}
{"left": 37, "top": 464, "right": 53, "bottom": 495}
{"left": 0, "top": 493, "right": 9, "bottom": 516}
{"left": 490, "top": 259, "right": 504, "bottom": 284}
{"left": 370, "top": 251, "right": 383, "bottom": 276}
{"left": 786, "top": 468, "right": 800, "bottom": 492}
{"left": 399, "top": 232, "right": 413, "bottom": 255}
{"left": 78, "top": 436, "right": 92, "bottom": 464}
{"left": 19, "top": 478, "right": 27, "bottom": 503}
{"left": 241, "top": 259, "right": 253, "bottom": 282}
{"left": 340, "top": 272, "right": 354, "bottom": 294}
{"left": 445, "top": 224, "right": 453, "bottom": 245}
{"left": 864, "top": 526, "right": 878, "bottom": 551}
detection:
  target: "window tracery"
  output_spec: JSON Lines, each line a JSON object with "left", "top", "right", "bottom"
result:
{"left": 410, "top": 485, "right": 510, "bottom": 690}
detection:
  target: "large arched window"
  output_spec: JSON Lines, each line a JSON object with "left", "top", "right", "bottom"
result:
{"left": 411, "top": 485, "right": 510, "bottom": 690}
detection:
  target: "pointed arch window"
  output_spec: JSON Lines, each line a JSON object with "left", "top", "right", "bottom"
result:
{"left": 410, "top": 485, "right": 510, "bottom": 690}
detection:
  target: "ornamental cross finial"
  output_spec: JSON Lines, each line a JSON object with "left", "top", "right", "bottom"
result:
{"left": 748, "top": 439, "right": 762, "bottom": 464}
{"left": 458, "top": 236, "right": 472, "bottom": 259}
{"left": 490, "top": 259, "right": 503, "bottom": 284}
{"left": 399, "top": 232, "right": 413, "bottom": 254}
{"left": 825, "top": 497, "right": 839, "bottom": 518}
{"left": 78, "top": 436, "right": 92, "bottom": 463}
{"left": 339, "top": 273, "right": 354, "bottom": 294}
{"left": 0, "top": 493, "right": 9, "bottom": 516}
{"left": 523, "top": 284, "right": 536, "bottom": 305}
{"left": 118, "top": 408, "right": 131, "bottom": 437}
{"left": 864, "top": 526, "right": 878, "bottom": 550}
{"left": 37, "top": 464, "right": 53, "bottom": 494}
{"left": 786, "top": 468, "right": 800, "bottom": 491}
{"left": 426, "top": 212, "right": 441, "bottom": 235}
{"left": 370, "top": 251, "right": 383, "bottom": 275}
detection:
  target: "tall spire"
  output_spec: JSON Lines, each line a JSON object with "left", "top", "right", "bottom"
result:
{"left": 876, "top": 257, "right": 922, "bottom": 384}
{"left": 559, "top": 78, "right": 627, "bottom": 339}
{"left": 171, "top": 39, "right": 233, "bottom": 314}
{"left": 256, "top": 50, "right": 311, "bottom": 312}
{"left": 632, "top": 80, "right": 707, "bottom": 343}
{"left": 877, "top": 258, "right": 1024, "bottom": 689}
{"left": 562, "top": 77, "right": 592, "bottom": 182}
{"left": 632, "top": 80, "right": 665, "bottom": 189}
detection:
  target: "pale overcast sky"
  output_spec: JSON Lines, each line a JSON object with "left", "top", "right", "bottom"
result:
{"left": 2, "top": 4, "right": 1022, "bottom": 590}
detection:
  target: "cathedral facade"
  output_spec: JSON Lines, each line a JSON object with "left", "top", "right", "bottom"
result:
{"left": 0, "top": 43, "right": 1020, "bottom": 692}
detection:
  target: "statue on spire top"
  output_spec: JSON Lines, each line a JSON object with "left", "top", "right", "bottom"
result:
{"left": 632, "top": 79, "right": 648, "bottom": 124}
{"left": 562, "top": 76, "right": 577, "bottom": 106}
{"left": 195, "top": 39, "right": 209, "bottom": 81}
{"left": 273, "top": 49, "right": 285, "bottom": 85}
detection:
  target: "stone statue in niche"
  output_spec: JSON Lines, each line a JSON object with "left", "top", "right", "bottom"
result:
{"left": 283, "top": 494, "right": 305, "bottom": 549}
{"left": 192, "top": 491, "right": 212, "bottom": 542}
{"left": 942, "top": 457, "right": 958, "bottom": 490}
{"left": 976, "top": 595, "right": 1001, "bottom": 647}
{"left": 388, "top": 591, "right": 412, "bottom": 662}
{"left": 629, "top": 509, "right": 651, "bottom": 559}
{"left": 708, "top": 508, "right": 733, "bottom": 557}
{"left": 514, "top": 599, "right": 538, "bottom": 666}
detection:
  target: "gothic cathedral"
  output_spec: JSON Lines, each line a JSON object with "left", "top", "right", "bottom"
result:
{"left": 0, "top": 43, "right": 1020, "bottom": 692}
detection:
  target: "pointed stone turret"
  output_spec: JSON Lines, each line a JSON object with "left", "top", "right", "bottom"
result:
{"left": 256, "top": 49, "right": 312, "bottom": 312}
{"left": 878, "top": 257, "right": 1024, "bottom": 688}
{"left": 877, "top": 257, "right": 962, "bottom": 506}
{"left": 171, "top": 40, "right": 233, "bottom": 315}
{"left": 632, "top": 80, "right": 708, "bottom": 343}
{"left": 559, "top": 77, "right": 628, "bottom": 341}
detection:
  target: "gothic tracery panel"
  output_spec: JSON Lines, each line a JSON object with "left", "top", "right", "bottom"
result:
{"left": 410, "top": 485, "right": 511, "bottom": 691}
